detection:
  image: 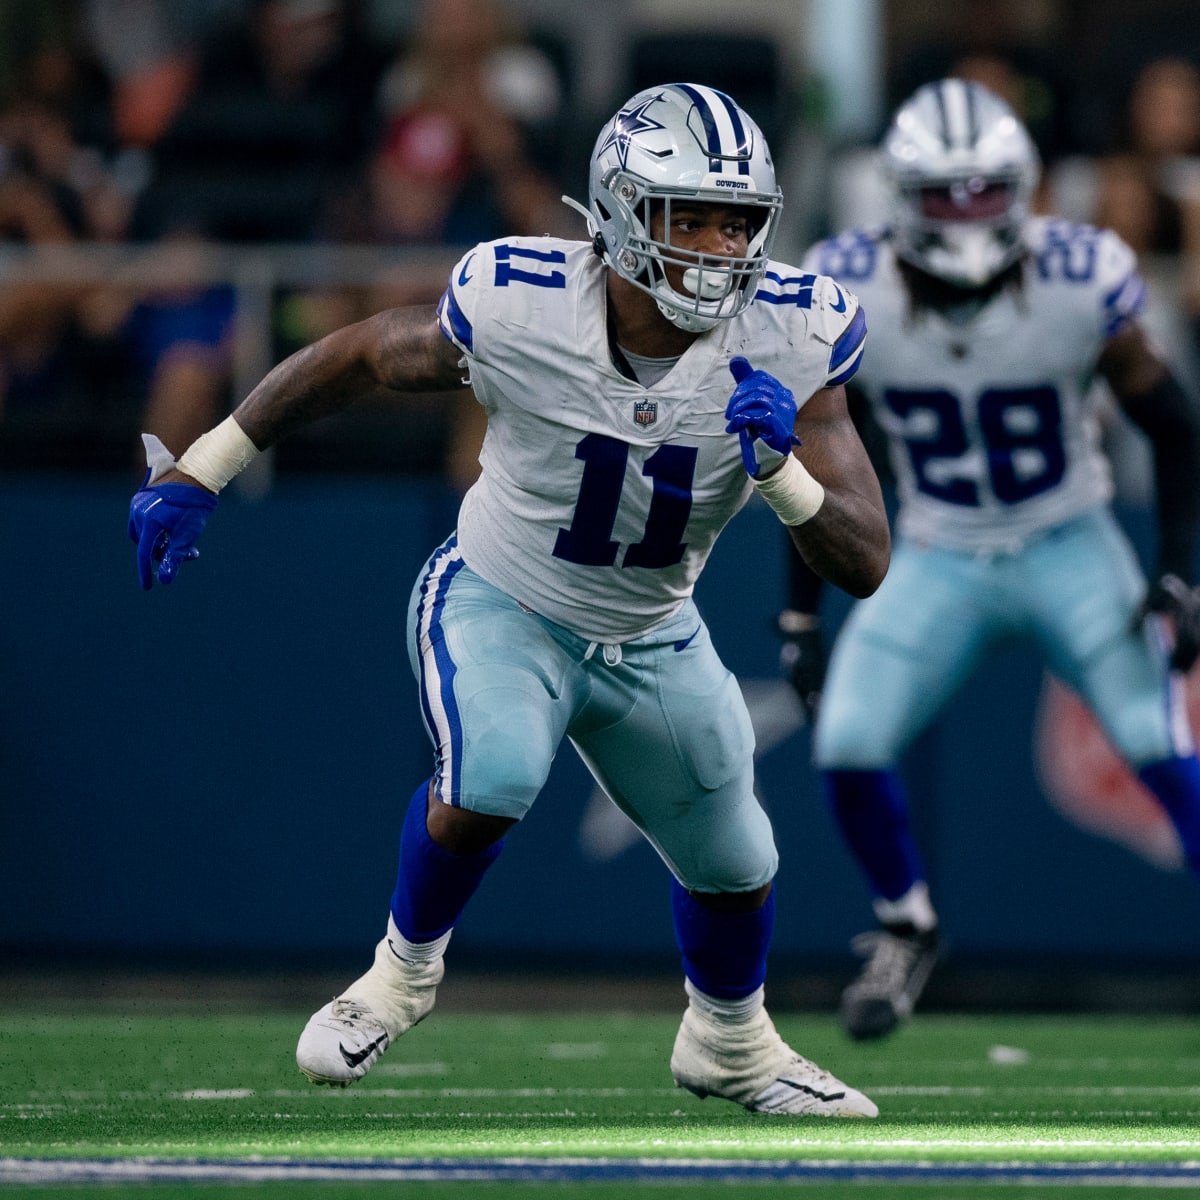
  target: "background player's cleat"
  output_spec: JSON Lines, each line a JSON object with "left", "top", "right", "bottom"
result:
{"left": 670, "top": 1003, "right": 878, "bottom": 1117}
{"left": 296, "top": 937, "right": 443, "bottom": 1085}
{"left": 840, "top": 924, "right": 940, "bottom": 1041}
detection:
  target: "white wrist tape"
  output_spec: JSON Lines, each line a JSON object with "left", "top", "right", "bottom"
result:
{"left": 753, "top": 454, "right": 825, "bottom": 525}
{"left": 177, "top": 416, "right": 260, "bottom": 493}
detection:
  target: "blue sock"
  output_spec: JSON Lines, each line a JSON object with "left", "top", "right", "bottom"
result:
{"left": 1138, "top": 755, "right": 1200, "bottom": 875}
{"left": 390, "top": 781, "right": 504, "bottom": 942}
{"left": 671, "top": 877, "right": 773, "bottom": 999}
{"left": 824, "top": 768, "right": 924, "bottom": 902}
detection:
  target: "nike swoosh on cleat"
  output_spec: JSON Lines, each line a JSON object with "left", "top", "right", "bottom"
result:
{"left": 673, "top": 627, "right": 702, "bottom": 652}
{"left": 339, "top": 1032, "right": 389, "bottom": 1069}
{"left": 778, "top": 1077, "right": 846, "bottom": 1101}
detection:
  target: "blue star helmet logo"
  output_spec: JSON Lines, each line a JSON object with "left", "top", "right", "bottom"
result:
{"left": 599, "top": 92, "right": 667, "bottom": 169}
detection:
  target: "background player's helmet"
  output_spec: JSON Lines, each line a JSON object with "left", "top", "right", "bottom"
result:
{"left": 569, "top": 83, "right": 783, "bottom": 332}
{"left": 881, "top": 78, "right": 1041, "bottom": 288}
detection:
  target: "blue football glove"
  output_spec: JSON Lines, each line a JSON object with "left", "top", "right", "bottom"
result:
{"left": 776, "top": 612, "right": 826, "bottom": 723}
{"left": 724, "top": 356, "right": 801, "bottom": 478}
{"left": 128, "top": 433, "right": 218, "bottom": 590}
{"left": 1139, "top": 573, "right": 1200, "bottom": 673}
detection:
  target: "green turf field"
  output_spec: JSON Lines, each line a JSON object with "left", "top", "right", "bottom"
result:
{"left": 2, "top": 1007, "right": 1199, "bottom": 1197}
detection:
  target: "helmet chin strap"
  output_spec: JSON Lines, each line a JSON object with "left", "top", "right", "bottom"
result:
{"left": 655, "top": 297, "right": 720, "bottom": 332}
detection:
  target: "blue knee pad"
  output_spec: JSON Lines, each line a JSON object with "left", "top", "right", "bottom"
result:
{"left": 390, "top": 781, "right": 505, "bottom": 942}
{"left": 671, "top": 877, "right": 773, "bottom": 999}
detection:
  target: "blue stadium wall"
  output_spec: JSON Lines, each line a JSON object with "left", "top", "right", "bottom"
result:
{"left": 3, "top": 472, "right": 1198, "bottom": 973}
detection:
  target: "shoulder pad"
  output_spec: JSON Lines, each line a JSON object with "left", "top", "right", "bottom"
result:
{"left": 437, "top": 243, "right": 488, "bottom": 356}
{"left": 437, "top": 238, "right": 573, "bottom": 357}
{"left": 825, "top": 292, "right": 867, "bottom": 387}
{"left": 801, "top": 226, "right": 887, "bottom": 283}
{"left": 1027, "top": 218, "right": 1147, "bottom": 337}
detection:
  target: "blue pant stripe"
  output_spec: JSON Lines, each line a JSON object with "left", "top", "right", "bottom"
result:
{"left": 414, "top": 536, "right": 467, "bottom": 805}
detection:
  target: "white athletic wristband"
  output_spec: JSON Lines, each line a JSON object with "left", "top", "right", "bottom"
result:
{"left": 177, "top": 416, "right": 260, "bottom": 493}
{"left": 753, "top": 454, "right": 825, "bottom": 525}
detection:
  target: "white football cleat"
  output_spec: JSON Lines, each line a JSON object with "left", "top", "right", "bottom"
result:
{"left": 671, "top": 1002, "right": 878, "bottom": 1117}
{"left": 840, "top": 925, "right": 940, "bottom": 1041}
{"left": 296, "top": 935, "right": 443, "bottom": 1086}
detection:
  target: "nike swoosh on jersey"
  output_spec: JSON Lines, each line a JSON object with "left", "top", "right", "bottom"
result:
{"left": 673, "top": 626, "right": 702, "bottom": 651}
{"left": 339, "top": 1032, "right": 389, "bottom": 1069}
{"left": 458, "top": 254, "right": 475, "bottom": 286}
{"left": 830, "top": 286, "right": 847, "bottom": 313}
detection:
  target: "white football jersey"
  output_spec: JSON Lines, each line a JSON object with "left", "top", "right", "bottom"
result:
{"left": 438, "top": 237, "right": 866, "bottom": 641}
{"left": 803, "top": 217, "right": 1147, "bottom": 553}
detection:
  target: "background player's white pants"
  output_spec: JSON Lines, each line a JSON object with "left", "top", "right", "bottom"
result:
{"left": 816, "top": 507, "right": 1192, "bottom": 770}
{"left": 407, "top": 538, "right": 777, "bottom": 894}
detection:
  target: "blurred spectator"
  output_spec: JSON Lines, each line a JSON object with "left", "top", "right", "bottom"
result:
{"left": 0, "top": 143, "right": 86, "bottom": 430}
{"left": 272, "top": 0, "right": 575, "bottom": 484}
{"left": 890, "top": 2, "right": 1077, "bottom": 168}
{"left": 273, "top": 104, "right": 500, "bottom": 482}
{"left": 375, "top": 0, "right": 573, "bottom": 238}
{"left": 281, "top": 104, "right": 499, "bottom": 345}
{"left": 79, "top": 220, "right": 236, "bottom": 467}
{"left": 380, "top": 0, "right": 564, "bottom": 168}
{"left": 83, "top": 0, "right": 210, "bottom": 151}
{"left": 142, "top": 0, "right": 389, "bottom": 243}
{"left": 1051, "top": 57, "right": 1200, "bottom": 334}
{"left": 0, "top": 13, "right": 235, "bottom": 472}
{"left": 327, "top": 106, "right": 509, "bottom": 249}
{"left": 1101, "top": 60, "right": 1200, "bottom": 272}
{"left": 0, "top": 79, "right": 132, "bottom": 462}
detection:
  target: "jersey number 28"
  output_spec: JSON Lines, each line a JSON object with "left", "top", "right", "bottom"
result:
{"left": 884, "top": 385, "right": 1066, "bottom": 505}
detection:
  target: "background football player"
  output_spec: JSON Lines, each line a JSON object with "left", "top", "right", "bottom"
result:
{"left": 785, "top": 78, "right": 1200, "bottom": 1041}
{"left": 128, "top": 84, "right": 890, "bottom": 1115}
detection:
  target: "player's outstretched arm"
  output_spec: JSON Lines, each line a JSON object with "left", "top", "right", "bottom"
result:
{"left": 1101, "top": 322, "right": 1200, "bottom": 585}
{"left": 129, "top": 305, "right": 465, "bottom": 588}
{"left": 231, "top": 305, "right": 465, "bottom": 452}
{"left": 786, "top": 382, "right": 890, "bottom": 598}
{"left": 1100, "top": 321, "right": 1200, "bottom": 670}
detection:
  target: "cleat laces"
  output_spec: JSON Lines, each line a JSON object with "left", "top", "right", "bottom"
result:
{"left": 849, "top": 930, "right": 925, "bottom": 1002}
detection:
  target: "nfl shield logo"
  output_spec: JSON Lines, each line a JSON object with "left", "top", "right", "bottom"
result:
{"left": 633, "top": 400, "right": 658, "bottom": 427}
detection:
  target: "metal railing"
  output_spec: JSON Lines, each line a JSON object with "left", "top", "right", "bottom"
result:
{"left": 2, "top": 240, "right": 1197, "bottom": 498}
{"left": 0, "top": 240, "right": 468, "bottom": 493}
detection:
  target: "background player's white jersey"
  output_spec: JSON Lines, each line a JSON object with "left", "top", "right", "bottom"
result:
{"left": 439, "top": 236, "right": 866, "bottom": 642}
{"left": 803, "top": 217, "right": 1148, "bottom": 554}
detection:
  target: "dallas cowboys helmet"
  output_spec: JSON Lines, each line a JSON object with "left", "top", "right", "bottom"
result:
{"left": 565, "top": 83, "right": 782, "bottom": 332}
{"left": 882, "top": 78, "right": 1040, "bottom": 287}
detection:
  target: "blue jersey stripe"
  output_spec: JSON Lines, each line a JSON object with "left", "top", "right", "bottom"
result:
{"left": 827, "top": 343, "right": 865, "bottom": 387}
{"left": 829, "top": 306, "right": 867, "bottom": 372}
{"left": 1103, "top": 269, "right": 1146, "bottom": 335}
{"left": 437, "top": 285, "right": 474, "bottom": 354}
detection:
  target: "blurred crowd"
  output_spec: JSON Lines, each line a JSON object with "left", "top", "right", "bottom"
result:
{"left": 1, "top": 0, "right": 1199, "bottom": 487}
{"left": 0, "top": 0, "right": 576, "bottom": 480}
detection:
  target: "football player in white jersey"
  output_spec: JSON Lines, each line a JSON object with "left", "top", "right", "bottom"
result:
{"left": 784, "top": 78, "right": 1200, "bottom": 1040}
{"left": 127, "top": 84, "right": 889, "bottom": 1115}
